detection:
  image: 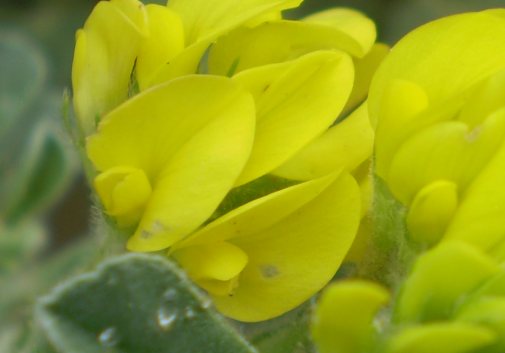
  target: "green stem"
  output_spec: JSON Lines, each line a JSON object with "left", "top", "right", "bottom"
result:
{"left": 359, "top": 175, "right": 420, "bottom": 289}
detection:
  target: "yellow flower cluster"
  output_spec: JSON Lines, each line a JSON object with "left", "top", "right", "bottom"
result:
{"left": 73, "top": 0, "right": 384, "bottom": 321}
{"left": 313, "top": 9, "right": 505, "bottom": 353}
{"left": 370, "top": 10, "right": 505, "bottom": 250}
{"left": 313, "top": 242, "right": 505, "bottom": 353}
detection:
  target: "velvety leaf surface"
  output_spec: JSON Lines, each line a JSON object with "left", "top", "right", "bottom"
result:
{"left": 37, "top": 254, "right": 257, "bottom": 353}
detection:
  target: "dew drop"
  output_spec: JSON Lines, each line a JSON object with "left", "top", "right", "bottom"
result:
{"left": 157, "top": 307, "right": 178, "bottom": 331}
{"left": 184, "top": 306, "right": 196, "bottom": 320}
{"left": 98, "top": 327, "right": 119, "bottom": 347}
{"left": 162, "top": 288, "right": 177, "bottom": 302}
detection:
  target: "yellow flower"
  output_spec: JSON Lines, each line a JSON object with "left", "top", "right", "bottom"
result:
{"left": 137, "top": 0, "right": 303, "bottom": 88}
{"left": 72, "top": 0, "right": 147, "bottom": 135}
{"left": 72, "top": 0, "right": 302, "bottom": 133}
{"left": 171, "top": 172, "right": 360, "bottom": 321}
{"left": 312, "top": 280, "right": 389, "bottom": 353}
{"left": 138, "top": 5, "right": 386, "bottom": 182}
{"left": 82, "top": 0, "right": 380, "bottom": 321}
{"left": 87, "top": 73, "right": 362, "bottom": 321}
{"left": 208, "top": 7, "right": 387, "bottom": 182}
{"left": 311, "top": 11, "right": 505, "bottom": 349}
{"left": 387, "top": 242, "right": 503, "bottom": 353}
{"left": 87, "top": 76, "right": 256, "bottom": 251}
{"left": 312, "top": 242, "right": 505, "bottom": 353}
{"left": 369, "top": 10, "right": 505, "bottom": 249}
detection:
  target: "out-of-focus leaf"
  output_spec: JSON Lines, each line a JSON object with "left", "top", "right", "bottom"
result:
{"left": 0, "top": 221, "right": 45, "bottom": 276}
{"left": 36, "top": 254, "right": 258, "bottom": 353}
{"left": 0, "top": 94, "right": 76, "bottom": 221}
{"left": 0, "top": 321, "right": 57, "bottom": 353}
{"left": 0, "top": 30, "right": 77, "bottom": 223}
{"left": 0, "top": 236, "right": 98, "bottom": 323}
{"left": 0, "top": 235, "right": 99, "bottom": 353}
{"left": 0, "top": 31, "right": 46, "bottom": 136}
{"left": 0, "top": 326, "right": 20, "bottom": 353}
{"left": 0, "top": 93, "right": 77, "bottom": 223}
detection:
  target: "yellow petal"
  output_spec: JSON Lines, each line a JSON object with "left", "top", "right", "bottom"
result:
{"left": 273, "top": 103, "right": 373, "bottom": 180}
{"left": 147, "top": 0, "right": 302, "bottom": 86}
{"left": 373, "top": 79, "right": 430, "bottom": 178}
{"left": 387, "top": 109, "right": 505, "bottom": 204}
{"left": 395, "top": 242, "right": 499, "bottom": 323}
{"left": 111, "top": 0, "right": 147, "bottom": 28}
{"left": 135, "top": 5, "right": 185, "bottom": 90}
{"left": 406, "top": 180, "right": 458, "bottom": 246}
{"left": 491, "top": 241, "right": 505, "bottom": 263}
{"left": 195, "top": 278, "right": 240, "bottom": 297}
{"left": 168, "top": 0, "right": 301, "bottom": 45}
{"left": 312, "top": 280, "right": 389, "bottom": 353}
{"left": 443, "top": 110, "right": 505, "bottom": 252}
{"left": 213, "top": 173, "right": 361, "bottom": 321}
{"left": 387, "top": 322, "right": 495, "bottom": 353}
{"left": 87, "top": 76, "right": 250, "bottom": 176}
{"left": 208, "top": 9, "right": 375, "bottom": 76}
{"left": 372, "top": 12, "right": 505, "bottom": 183}
{"left": 234, "top": 50, "right": 355, "bottom": 185}
{"left": 174, "top": 242, "right": 248, "bottom": 281}
{"left": 456, "top": 296, "right": 505, "bottom": 352}
{"left": 458, "top": 297, "right": 505, "bottom": 335}
{"left": 353, "top": 160, "right": 373, "bottom": 218}
{"left": 146, "top": 40, "right": 210, "bottom": 88}
{"left": 369, "top": 11, "right": 505, "bottom": 124}
{"left": 486, "top": 8, "right": 505, "bottom": 20}
{"left": 303, "top": 8, "right": 376, "bottom": 57}
{"left": 175, "top": 174, "right": 338, "bottom": 249}
{"left": 344, "top": 217, "right": 372, "bottom": 264}
{"left": 72, "top": 0, "right": 147, "bottom": 135}
{"left": 246, "top": 10, "right": 282, "bottom": 27}
{"left": 173, "top": 242, "right": 248, "bottom": 296}
{"left": 87, "top": 76, "right": 256, "bottom": 251}
{"left": 343, "top": 43, "right": 389, "bottom": 115}
{"left": 458, "top": 69, "right": 505, "bottom": 128}
{"left": 471, "top": 271, "right": 505, "bottom": 298}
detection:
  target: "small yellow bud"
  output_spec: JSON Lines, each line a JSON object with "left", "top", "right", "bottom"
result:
{"left": 173, "top": 242, "right": 248, "bottom": 297}
{"left": 312, "top": 280, "right": 389, "bottom": 353}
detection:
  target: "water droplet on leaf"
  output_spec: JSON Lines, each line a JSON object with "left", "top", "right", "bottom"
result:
{"left": 184, "top": 306, "right": 196, "bottom": 319}
{"left": 162, "top": 288, "right": 177, "bottom": 302}
{"left": 98, "top": 327, "right": 119, "bottom": 347}
{"left": 157, "top": 307, "right": 177, "bottom": 331}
